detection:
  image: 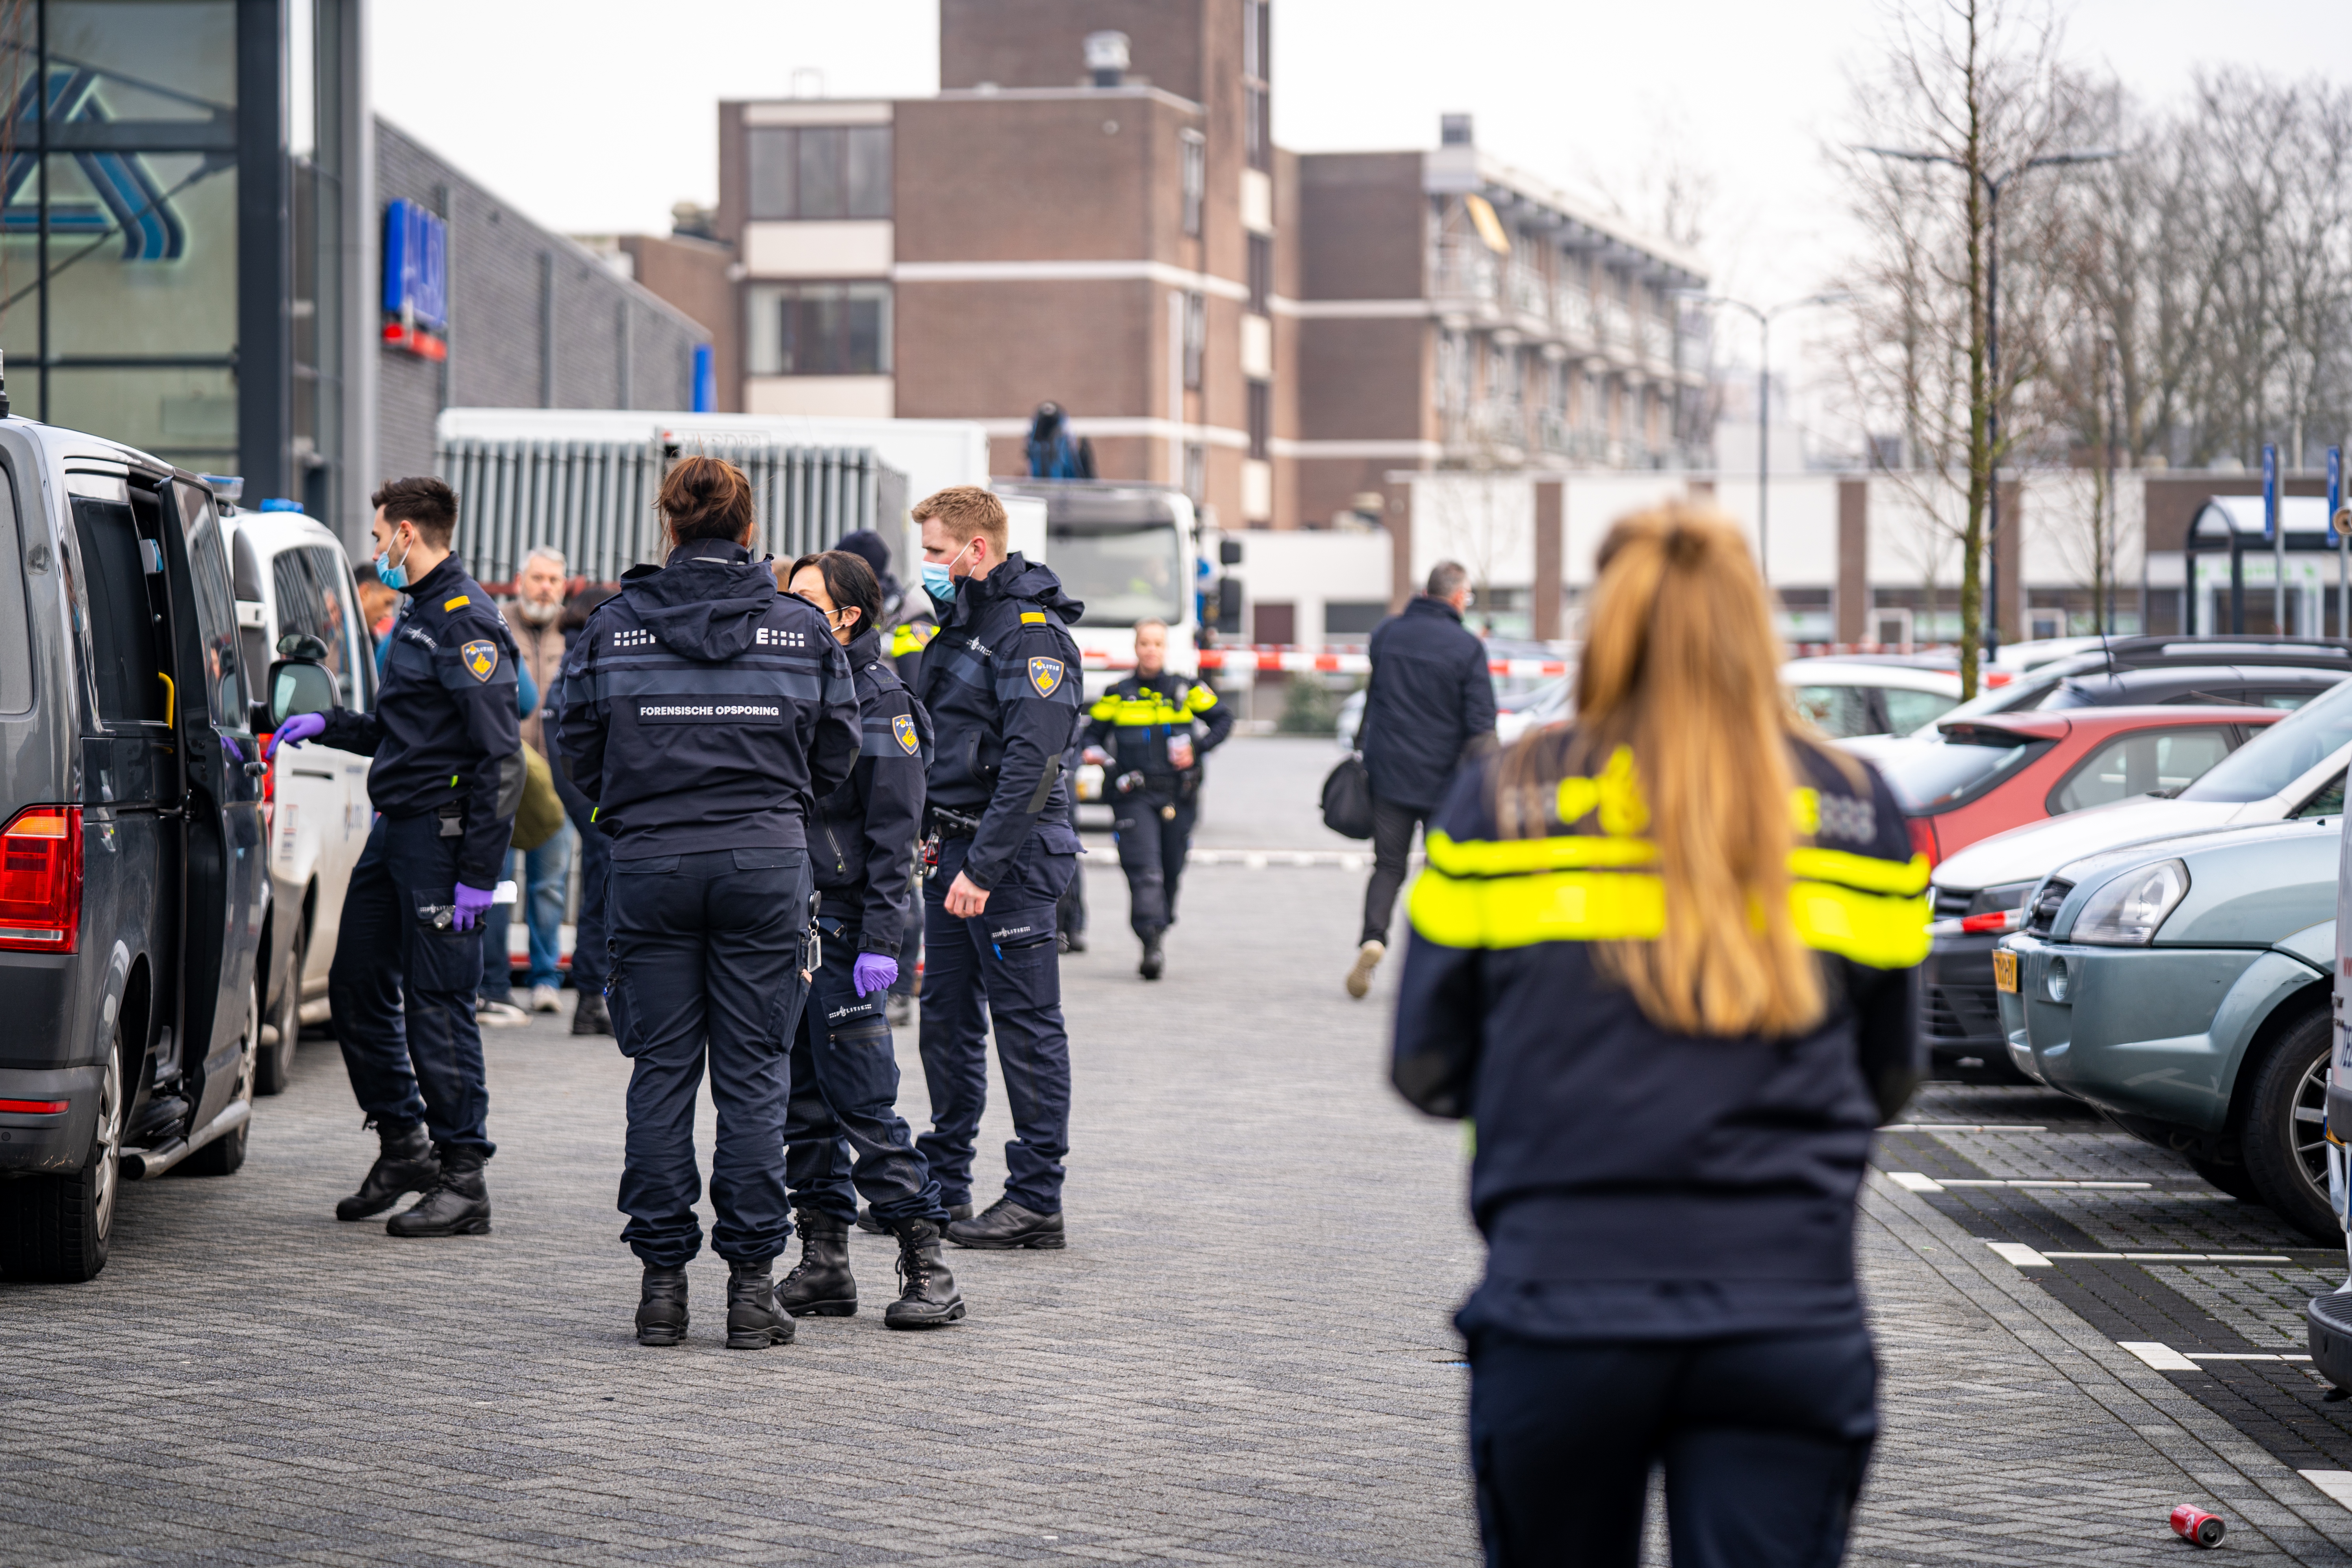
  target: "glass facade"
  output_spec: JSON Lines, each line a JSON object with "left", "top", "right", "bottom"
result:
{"left": 0, "top": 1, "right": 351, "bottom": 524}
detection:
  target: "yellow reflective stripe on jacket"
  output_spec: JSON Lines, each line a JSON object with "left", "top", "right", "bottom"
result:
{"left": 1408, "top": 863, "right": 1928, "bottom": 969}
{"left": 1088, "top": 690, "right": 1214, "bottom": 726}
{"left": 1788, "top": 846, "right": 1929, "bottom": 897}
{"left": 1425, "top": 829, "right": 1658, "bottom": 873}
{"left": 888, "top": 622, "right": 937, "bottom": 657}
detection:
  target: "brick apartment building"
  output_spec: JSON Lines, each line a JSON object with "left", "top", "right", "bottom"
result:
{"left": 630, "top": 0, "right": 1705, "bottom": 540}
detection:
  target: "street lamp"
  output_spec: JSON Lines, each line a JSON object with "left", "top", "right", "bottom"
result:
{"left": 1677, "top": 290, "right": 1849, "bottom": 594}
{"left": 1859, "top": 145, "right": 2121, "bottom": 657}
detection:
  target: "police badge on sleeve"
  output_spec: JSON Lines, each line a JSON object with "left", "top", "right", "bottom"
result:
{"left": 893, "top": 714, "right": 921, "bottom": 754}
{"left": 1028, "top": 656, "right": 1065, "bottom": 697}
{"left": 462, "top": 640, "right": 499, "bottom": 681}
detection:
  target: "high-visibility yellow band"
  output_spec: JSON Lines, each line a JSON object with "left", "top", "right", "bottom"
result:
{"left": 1788, "top": 847, "right": 1929, "bottom": 896}
{"left": 1088, "top": 693, "right": 1210, "bottom": 726}
{"left": 1425, "top": 829, "right": 1658, "bottom": 874}
{"left": 1020, "top": 611, "right": 1046, "bottom": 624}
{"left": 443, "top": 594, "right": 470, "bottom": 611}
{"left": 1408, "top": 866, "right": 1929, "bottom": 969}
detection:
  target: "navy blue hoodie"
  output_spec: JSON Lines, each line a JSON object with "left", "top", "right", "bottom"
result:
{"left": 552, "top": 538, "right": 859, "bottom": 858}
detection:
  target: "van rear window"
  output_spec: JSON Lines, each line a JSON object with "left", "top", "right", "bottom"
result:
{"left": 0, "top": 466, "right": 27, "bottom": 714}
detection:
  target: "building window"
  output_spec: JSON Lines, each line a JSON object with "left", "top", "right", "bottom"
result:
{"left": 746, "top": 282, "right": 892, "bottom": 375}
{"left": 745, "top": 125, "right": 892, "bottom": 220}
{"left": 1247, "top": 234, "right": 1271, "bottom": 315}
{"left": 1183, "top": 291, "right": 1206, "bottom": 390}
{"left": 1181, "top": 130, "right": 1205, "bottom": 237}
{"left": 1183, "top": 441, "right": 1207, "bottom": 502}
{"left": 1438, "top": 330, "right": 1468, "bottom": 412}
{"left": 1247, "top": 379, "right": 1270, "bottom": 460}
{"left": 1242, "top": 0, "right": 1270, "bottom": 172}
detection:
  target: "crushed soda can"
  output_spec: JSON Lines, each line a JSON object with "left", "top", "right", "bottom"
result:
{"left": 2170, "top": 1504, "right": 2226, "bottom": 1548}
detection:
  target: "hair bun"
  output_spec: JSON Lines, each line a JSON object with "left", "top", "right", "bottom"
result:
{"left": 660, "top": 455, "right": 755, "bottom": 545}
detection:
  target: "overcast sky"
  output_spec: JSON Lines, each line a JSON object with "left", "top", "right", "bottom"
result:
{"left": 374, "top": 0, "right": 2352, "bottom": 443}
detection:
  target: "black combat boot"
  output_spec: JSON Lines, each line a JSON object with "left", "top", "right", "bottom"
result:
{"left": 635, "top": 1266, "right": 688, "bottom": 1347}
{"left": 945, "top": 1195, "right": 1065, "bottom": 1250}
{"left": 1139, "top": 937, "right": 1165, "bottom": 981}
{"left": 725, "top": 1261, "right": 795, "bottom": 1349}
{"left": 884, "top": 1217, "right": 966, "bottom": 1330}
{"left": 775, "top": 1213, "right": 857, "bottom": 1317}
{"left": 385, "top": 1146, "right": 492, "bottom": 1237}
{"left": 571, "top": 989, "right": 611, "bottom": 1036}
{"left": 859, "top": 1200, "right": 970, "bottom": 1235}
{"left": 336, "top": 1121, "right": 439, "bottom": 1221}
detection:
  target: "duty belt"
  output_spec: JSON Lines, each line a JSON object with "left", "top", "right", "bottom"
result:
{"left": 926, "top": 805, "right": 983, "bottom": 841}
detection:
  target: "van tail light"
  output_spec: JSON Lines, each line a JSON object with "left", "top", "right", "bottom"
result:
{"left": 1906, "top": 815, "right": 1940, "bottom": 868}
{"left": 0, "top": 805, "right": 82, "bottom": 953}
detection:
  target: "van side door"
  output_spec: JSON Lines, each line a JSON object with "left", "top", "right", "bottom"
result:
{"left": 156, "top": 478, "right": 265, "bottom": 1127}
{"left": 265, "top": 539, "right": 371, "bottom": 985}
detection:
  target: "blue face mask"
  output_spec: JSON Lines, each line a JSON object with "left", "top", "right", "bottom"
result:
{"left": 921, "top": 538, "right": 975, "bottom": 605}
{"left": 375, "top": 532, "right": 412, "bottom": 592}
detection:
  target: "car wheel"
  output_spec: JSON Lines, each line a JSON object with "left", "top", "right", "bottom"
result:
{"left": 2187, "top": 1154, "right": 2263, "bottom": 1203}
{"left": 0, "top": 1027, "right": 124, "bottom": 1281}
{"left": 255, "top": 920, "right": 303, "bottom": 1097}
{"left": 2237, "top": 1004, "right": 2338, "bottom": 1243}
{"left": 184, "top": 983, "right": 257, "bottom": 1178}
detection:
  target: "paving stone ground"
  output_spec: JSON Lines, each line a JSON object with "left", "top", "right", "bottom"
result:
{"left": 9, "top": 735, "right": 2352, "bottom": 1563}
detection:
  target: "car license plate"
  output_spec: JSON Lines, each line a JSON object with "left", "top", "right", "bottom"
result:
{"left": 1992, "top": 949, "right": 2019, "bottom": 994}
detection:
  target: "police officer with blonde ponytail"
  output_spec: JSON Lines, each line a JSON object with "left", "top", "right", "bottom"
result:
{"left": 1393, "top": 506, "right": 1927, "bottom": 1567}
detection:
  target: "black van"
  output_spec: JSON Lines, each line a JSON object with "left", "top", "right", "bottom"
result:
{"left": 0, "top": 423, "right": 270, "bottom": 1281}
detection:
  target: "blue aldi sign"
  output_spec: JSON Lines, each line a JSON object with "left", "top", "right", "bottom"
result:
{"left": 382, "top": 199, "right": 448, "bottom": 354}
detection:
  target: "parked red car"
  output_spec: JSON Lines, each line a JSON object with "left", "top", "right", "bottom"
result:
{"left": 1877, "top": 706, "right": 2287, "bottom": 865}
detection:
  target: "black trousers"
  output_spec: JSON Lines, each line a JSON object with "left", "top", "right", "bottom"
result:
{"left": 783, "top": 917, "right": 945, "bottom": 1227}
{"left": 327, "top": 812, "right": 494, "bottom": 1154}
{"left": 1467, "top": 1326, "right": 1878, "bottom": 1568}
{"left": 1360, "top": 792, "right": 1430, "bottom": 947}
{"left": 608, "top": 846, "right": 812, "bottom": 1269}
{"left": 1111, "top": 781, "right": 1195, "bottom": 941}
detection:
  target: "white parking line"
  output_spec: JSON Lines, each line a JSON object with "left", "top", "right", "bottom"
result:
{"left": 1879, "top": 1124, "right": 2048, "bottom": 1133}
{"left": 1986, "top": 1242, "right": 2052, "bottom": 1267}
{"left": 1887, "top": 1171, "right": 1945, "bottom": 1193}
{"left": 1940, "top": 1179, "right": 2152, "bottom": 1189}
{"left": 2189, "top": 1353, "right": 2313, "bottom": 1362}
{"left": 2043, "top": 1252, "right": 2295, "bottom": 1263}
{"left": 2301, "top": 1471, "right": 2352, "bottom": 1513}
{"left": 2120, "top": 1341, "right": 2202, "bottom": 1370}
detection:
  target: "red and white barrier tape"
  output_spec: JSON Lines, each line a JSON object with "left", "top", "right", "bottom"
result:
{"left": 1079, "top": 645, "right": 1571, "bottom": 678}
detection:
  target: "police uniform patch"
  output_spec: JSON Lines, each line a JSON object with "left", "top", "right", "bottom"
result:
{"left": 1028, "top": 656, "right": 1065, "bottom": 696}
{"left": 462, "top": 640, "right": 499, "bottom": 682}
{"left": 893, "top": 714, "right": 920, "bottom": 754}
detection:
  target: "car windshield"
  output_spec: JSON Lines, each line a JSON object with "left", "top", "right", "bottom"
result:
{"left": 1910, "top": 670, "right": 2065, "bottom": 732}
{"left": 1876, "top": 737, "right": 2046, "bottom": 812}
{"left": 2178, "top": 677, "right": 2352, "bottom": 802}
{"left": 1044, "top": 521, "right": 1183, "bottom": 627}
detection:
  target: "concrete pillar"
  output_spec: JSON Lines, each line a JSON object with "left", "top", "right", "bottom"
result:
{"left": 1533, "top": 479, "right": 1564, "bottom": 641}
{"left": 1837, "top": 478, "right": 1868, "bottom": 644}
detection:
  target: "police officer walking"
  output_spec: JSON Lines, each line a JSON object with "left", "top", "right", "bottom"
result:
{"left": 269, "top": 477, "right": 522, "bottom": 1237}
{"left": 1081, "top": 618, "right": 1232, "bottom": 979}
{"left": 553, "top": 457, "right": 860, "bottom": 1349}
{"left": 909, "top": 485, "right": 1086, "bottom": 1251}
{"left": 773, "top": 549, "right": 965, "bottom": 1328}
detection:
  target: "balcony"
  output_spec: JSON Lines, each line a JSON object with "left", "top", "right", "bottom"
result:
{"left": 1443, "top": 401, "right": 1528, "bottom": 456}
{"left": 1507, "top": 263, "right": 1549, "bottom": 321}
{"left": 1597, "top": 298, "right": 1634, "bottom": 358}
{"left": 1554, "top": 286, "right": 1594, "bottom": 345}
{"left": 1432, "top": 242, "right": 1503, "bottom": 311}
{"left": 1640, "top": 319, "right": 1674, "bottom": 370}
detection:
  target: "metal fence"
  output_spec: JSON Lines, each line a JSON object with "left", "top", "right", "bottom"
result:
{"left": 438, "top": 436, "right": 894, "bottom": 584}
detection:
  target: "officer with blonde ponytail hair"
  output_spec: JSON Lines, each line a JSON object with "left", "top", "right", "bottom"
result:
{"left": 1393, "top": 504, "right": 1928, "bottom": 1568}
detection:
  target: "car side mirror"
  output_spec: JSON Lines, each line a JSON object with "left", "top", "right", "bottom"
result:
{"left": 267, "top": 657, "right": 340, "bottom": 726}
{"left": 276, "top": 631, "right": 331, "bottom": 662}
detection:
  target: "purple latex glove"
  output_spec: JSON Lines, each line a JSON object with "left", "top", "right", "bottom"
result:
{"left": 450, "top": 883, "right": 497, "bottom": 933}
{"left": 852, "top": 952, "right": 898, "bottom": 997}
{"left": 266, "top": 711, "right": 326, "bottom": 759}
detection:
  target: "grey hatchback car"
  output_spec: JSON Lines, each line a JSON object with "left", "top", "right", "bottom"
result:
{"left": 0, "top": 420, "right": 269, "bottom": 1280}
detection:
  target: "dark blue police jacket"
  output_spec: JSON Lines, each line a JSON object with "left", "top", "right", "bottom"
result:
{"left": 318, "top": 551, "right": 522, "bottom": 890}
{"left": 811, "top": 624, "right": 929, "bottom": 953}
{"left": 551, "top": 538, "right": 859, "bottom": 858}
{"left": 1360, "top": 595, "right": 1498, "bottom": 812}
{"left": 914, "top": 553, "right": 1085, "bottom": 891}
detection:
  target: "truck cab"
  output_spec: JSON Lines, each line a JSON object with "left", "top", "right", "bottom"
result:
{"left": 991, "top": 480, "right": 1203, "bottom": 694}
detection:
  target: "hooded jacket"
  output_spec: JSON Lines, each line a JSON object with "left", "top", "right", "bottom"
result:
{"left": 810, "top": 624, "right": 928, "bottom": 953}
{"left": 914, "top": 551, "right": 1086, "bottom": 891}
{"left": 552, "top": 537, "right": 859, "bottom": 859}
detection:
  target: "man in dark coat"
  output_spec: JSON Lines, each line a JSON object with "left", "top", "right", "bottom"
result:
{"left": 1347, "top": 559, "right": 1496, "bottom": 999}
